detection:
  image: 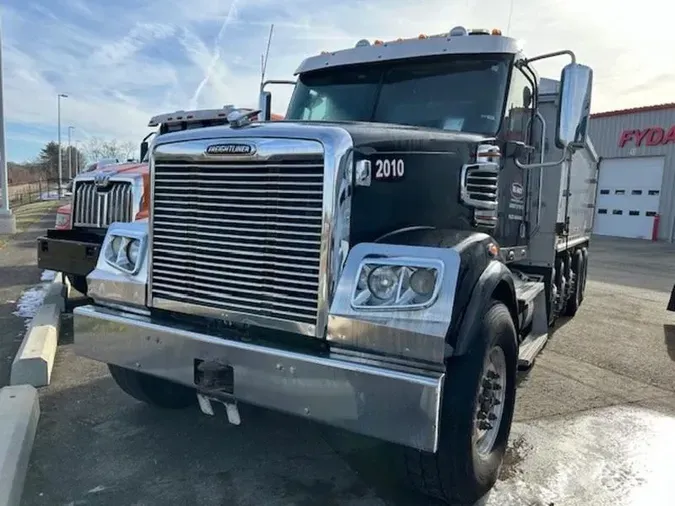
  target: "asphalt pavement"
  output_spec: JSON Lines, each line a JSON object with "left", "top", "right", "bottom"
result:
{"left": 20, "top": 235, "right": 675, "bottom": 506}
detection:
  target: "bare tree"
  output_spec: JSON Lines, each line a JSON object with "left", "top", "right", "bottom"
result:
{"left": 83, "top": 137, "right": 138, "bottom": 162}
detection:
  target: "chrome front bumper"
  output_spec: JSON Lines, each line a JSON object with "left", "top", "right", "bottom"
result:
{"left": 74, "top": 305, "right": 444, "bottom": 452}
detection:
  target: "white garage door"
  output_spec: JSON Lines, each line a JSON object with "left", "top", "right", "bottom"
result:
{"left": 593, "top": 156, "right": 664, "bottom": 239}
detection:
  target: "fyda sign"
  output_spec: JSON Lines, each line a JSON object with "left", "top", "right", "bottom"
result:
{"left": 619, "top": 126, "right": 675, "bottom": 148}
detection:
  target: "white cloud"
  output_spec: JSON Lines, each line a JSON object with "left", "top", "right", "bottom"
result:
{"left": 2, "top": 0, "right": 675, "bottom": 162}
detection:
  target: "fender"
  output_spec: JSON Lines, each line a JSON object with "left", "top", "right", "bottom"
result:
{"left": 452, "top": 260, "right": 518, "bottom": 356}
{"left": 376, "top": 227, "right": 517, "bottom": 356}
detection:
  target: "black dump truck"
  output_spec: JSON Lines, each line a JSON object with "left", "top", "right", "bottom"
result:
{"left": 72, "top": 26, "right": 598, "bottom": 504}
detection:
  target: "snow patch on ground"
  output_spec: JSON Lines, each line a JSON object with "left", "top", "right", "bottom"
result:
{"left": 41, "top": 270, "right": 57, "bottom": 282}
{"left": 13, "top": 271, "right": 56, "bottom": 328}
{"left": 13, "top": 284, "right": 49, "bottom": 326}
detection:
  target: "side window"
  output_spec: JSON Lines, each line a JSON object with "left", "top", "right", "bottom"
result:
{"left": 504, "top": 68, "right": 534, "bottom": 143}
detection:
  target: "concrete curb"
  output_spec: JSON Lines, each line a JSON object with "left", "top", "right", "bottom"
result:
{"left": 10, "top": 274, "right": 70, "bottom": 388}
{"left": 0, "top": 385, "right": 40, "bottom": 506}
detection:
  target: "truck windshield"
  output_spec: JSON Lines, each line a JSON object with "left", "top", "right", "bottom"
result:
{"left": 285, "top": 55, "right": 511, "bottom": 135}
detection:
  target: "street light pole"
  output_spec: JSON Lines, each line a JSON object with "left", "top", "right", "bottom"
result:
{"left": 67, "top": 126, "right": 74, "bottom": 180}
{"left": 0, "top": 16, "right": 16, "bottom": 233}
{"left": 57, "top": 93, "right": 68, "bottom": 196}
{"left": 74, "top": 140, "right": 79, "bottom": 175}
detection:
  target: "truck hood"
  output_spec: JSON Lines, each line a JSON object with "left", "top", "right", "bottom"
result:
{"left": 84, "top": 162, "right": 148, "bottom": 177}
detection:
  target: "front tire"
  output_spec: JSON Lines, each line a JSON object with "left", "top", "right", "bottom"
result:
{"left": 401, "top": 301, "right": 518, "bottom": 505}
{"left": 108, "top": 364, "right": 196, "bottom": 409}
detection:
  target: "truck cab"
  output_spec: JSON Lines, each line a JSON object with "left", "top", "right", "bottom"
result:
{"left": 73, "top": 26, "right": 597, "bottom": 505}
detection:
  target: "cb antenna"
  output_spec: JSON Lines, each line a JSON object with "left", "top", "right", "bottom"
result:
{"left": 506, "top": 0, "right": 516, "bottom": 36}
{"left": 260, "top": 23, "right": 274, "bottom": 90}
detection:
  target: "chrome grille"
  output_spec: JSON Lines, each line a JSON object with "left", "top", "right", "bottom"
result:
{"left": 463, "top": 165, "right": 499, "bottom": 207}
{"left": 73, "top": 181, "right": 133, "bottom": 228}
{"left": 460, "top": 163, "right": 500, "bottom": 228}
{"left": 150, "top": 153, "right": 325, "bottom": 330}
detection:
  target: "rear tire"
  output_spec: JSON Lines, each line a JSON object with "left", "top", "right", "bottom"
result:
{"left": 67, "top": 275, "right": 88, "bottom": 296}
{"left": 563, "top": 250, "right": 584, "bottom": 317}
{"left": 579, "top": 247, "right": 589, "bottom": 303}
{"left": 400, "top": 301, "right": 518, "bottom": 505}
{"left": 108, "top": 364, "right": 196, "bottom": 409}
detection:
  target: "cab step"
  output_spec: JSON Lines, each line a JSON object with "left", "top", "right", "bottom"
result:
{"left": 514, "top": 279, "right": 544, "bottom": 305}
{"left": 514, "top": 276, "right": 549, "bottom": 369}
{"left": 518, "top": 331, "right": 548, "bottom": 369}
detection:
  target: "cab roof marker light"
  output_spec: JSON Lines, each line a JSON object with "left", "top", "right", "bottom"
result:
{"left": 355, "top": 39, "right": 370, "bottom": 47}
{"left": 449, "top": 26, "right": 467, "bottom": 36}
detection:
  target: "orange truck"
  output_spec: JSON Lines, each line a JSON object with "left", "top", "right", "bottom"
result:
{"left": 37, "top": 106, "right": 283, "bottom": 294}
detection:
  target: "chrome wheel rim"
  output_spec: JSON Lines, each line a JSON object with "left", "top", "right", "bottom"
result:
{"left": 473, "top": 345, "right": 507, "bottom": 457}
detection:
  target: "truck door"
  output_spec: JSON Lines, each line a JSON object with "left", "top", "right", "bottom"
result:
{"left": 496, "top": 66, "right": 536, "bottom": 247}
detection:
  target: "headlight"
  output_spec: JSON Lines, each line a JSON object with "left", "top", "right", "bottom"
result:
{"left": 126, "top": 239, "right": 140, "bottom": 264}
{"left": 104, "top": 231, "right": 146, "bottom": 275}
{"left": 409, "top": 268, "right": 437, "bottom": 296}
{"left": 351, "top": 258, "right": 443, "bottom": 310}
{"left": 110, "top": 236, "right": 124, "bottom": 256}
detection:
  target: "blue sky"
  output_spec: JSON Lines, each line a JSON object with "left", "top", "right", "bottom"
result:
{"left": 2, "top": 0, "right": 673, "bottom": 162}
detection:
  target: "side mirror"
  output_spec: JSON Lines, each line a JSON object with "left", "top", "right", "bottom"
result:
{"left": 140, "top": 141, "right": 149, "bottom": 162}
{"left": 259, "top": 91, "right": 272, "bottom": 121}
{"left": 556, "top": 63, "right": 593, "bottom": 150}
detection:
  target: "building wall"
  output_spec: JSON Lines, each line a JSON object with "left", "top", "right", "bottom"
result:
{"left": 589, "top": 106, "right": 675, "bottom": 241}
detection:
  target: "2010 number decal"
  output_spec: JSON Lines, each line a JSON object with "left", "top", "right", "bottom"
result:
{"left": 374, "top": 159, "right": 405, "bottom": 181}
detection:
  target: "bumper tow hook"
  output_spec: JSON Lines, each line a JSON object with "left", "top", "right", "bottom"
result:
{"left": 196, "top": 393, "right": 241, "bottom": 426}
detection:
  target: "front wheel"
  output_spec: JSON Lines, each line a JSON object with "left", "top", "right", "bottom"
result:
{"left": 108, "top": 364, "right": 196, "bottom": 409}
{"left": 401, "top": 301, "right": 518, "bottom": 505}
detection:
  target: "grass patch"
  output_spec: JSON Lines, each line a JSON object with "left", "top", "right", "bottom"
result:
{"left": 0, "top": 200, "right": 62, "bottom": 249}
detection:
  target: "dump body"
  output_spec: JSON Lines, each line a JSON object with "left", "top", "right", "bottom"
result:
{"left": 526, "top": 77, "right": 599, "bottom": 267}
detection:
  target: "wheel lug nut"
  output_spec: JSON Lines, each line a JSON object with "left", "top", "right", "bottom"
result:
{"left": 488, "top": 413, "right": 497, "bottom": 421}
{"left": 478, "top": 421, "right": 493, "bottom": 430}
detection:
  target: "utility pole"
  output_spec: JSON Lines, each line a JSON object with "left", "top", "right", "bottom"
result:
{"left": 67, "top": 126, "right": 74, "bottom": 180}
{"left": 0, "top": 16, "right": 15, "bottom": 233}
{"left": 57, "top": 93, "right": 68, "bottom": 196}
